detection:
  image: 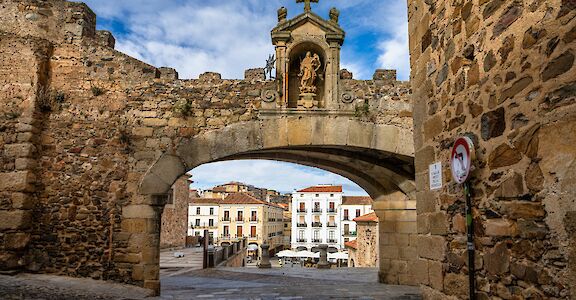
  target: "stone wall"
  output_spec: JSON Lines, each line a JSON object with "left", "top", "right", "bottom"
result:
{"left": 159, "top": 176, "right": 189, "bottom": 249}
{"left": 409, "top": 0, "right": 576, "bottom": 299}
{"left": 0, "top": 0, "right": 415, "bottom": 294}
{"left": 349, "top": 220, "right": 379, "bottom": 268}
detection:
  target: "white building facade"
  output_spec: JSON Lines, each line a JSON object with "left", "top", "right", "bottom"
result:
{"left": 188, "top": 198, "right": 221, "bottom": 242}
{"left": 341, "top": 196, "right": 374, "bottom": 243}
{"left": 291, "top": 185, "right": 344, "bottom": 251}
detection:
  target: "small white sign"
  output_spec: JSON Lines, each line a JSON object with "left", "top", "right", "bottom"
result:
{"left": 429, "top": 162, "right": 443, "bottom": 190}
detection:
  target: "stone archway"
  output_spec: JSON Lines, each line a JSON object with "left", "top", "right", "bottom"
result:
{"left": 129, "top": 116, "right": 417, "bottom": 294}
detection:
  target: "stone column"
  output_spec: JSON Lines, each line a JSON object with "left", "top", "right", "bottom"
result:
{"left": 317, "top": 244, "right": 330, "bottom": 269}
{"left": 259, "top": 243, "right": 271, "bottom": 268}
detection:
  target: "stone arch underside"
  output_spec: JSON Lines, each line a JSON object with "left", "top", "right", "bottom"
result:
{"left": 138, "top": 117, "right": 415, "bottom": 201}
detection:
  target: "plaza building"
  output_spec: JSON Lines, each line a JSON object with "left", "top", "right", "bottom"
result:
{"left": 341, "top": 196, "right": 374, "bottom": 243}
{"left": 188, "top": 198, "right": 222, "bottom": 243}
{"left": 345, "top": 212, "right": 379, "bottom": 268}
{"left": 217, "top": 193, "right": 285, "bottom": 256}
{"left": 291, "top": 185, "right": 343, "bottom": 251}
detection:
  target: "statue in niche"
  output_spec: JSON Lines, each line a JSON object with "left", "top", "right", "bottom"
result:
{"left": 298, "top": 51, "right": 321, "bottom": 94}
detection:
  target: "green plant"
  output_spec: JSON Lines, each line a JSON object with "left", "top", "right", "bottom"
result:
{"left": 174, "top": 99, "right": 193, "bottom": 117}
{"left": 354, "top": 101, "right": 370, "bottom": 118}
{"left": 91, "top": 86, "right": 105, "bottom": 96}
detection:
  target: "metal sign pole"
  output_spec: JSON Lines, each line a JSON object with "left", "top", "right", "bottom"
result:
{"left": 464, "top": 181, "right": 476, "bottom": 300}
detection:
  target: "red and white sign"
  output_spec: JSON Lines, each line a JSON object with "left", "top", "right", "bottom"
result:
{"left": 450, "top": 137, "right": 475, "bottom": 184}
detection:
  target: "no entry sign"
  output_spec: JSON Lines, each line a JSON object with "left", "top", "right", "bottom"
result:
{"left": 450, "top": 137, "right": 475, "bottom": 184}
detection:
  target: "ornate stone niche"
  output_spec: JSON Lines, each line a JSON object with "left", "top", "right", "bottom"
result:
{"left": 271, "top": 5, "right": 345, "bottom": 110}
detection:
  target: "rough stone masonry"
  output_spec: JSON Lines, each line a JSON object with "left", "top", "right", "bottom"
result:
{"left": 0, "top": 0, "right": 416, "bottom": 296}
{"left": 409, "top": 0, "right": 576, "bottom": 299}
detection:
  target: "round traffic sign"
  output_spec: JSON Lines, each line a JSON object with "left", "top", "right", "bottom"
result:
{"left": 450, "top": 137, "right": 475, "bottom": 184}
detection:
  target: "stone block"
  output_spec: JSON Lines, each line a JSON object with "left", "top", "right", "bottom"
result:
{"left": 122, "top": 206, "right": 158, "bottom": 220}
{"left": 499, "top": 201, "right": 545, "bottom": 219}
{"left": 0, "top": 210, "right": 32, "bottom": 230}
{"left": 4, "top": 143, "right": 36, "bottom": 158}
{"left": 143, "top": 280, "right": 160, "bottom": 296}
{"left": 429, "top": 212, "right": 449, "bottom": 235}
{"left": 4, "top": 233, "right": 30, "bottom": 250}
{"left": 443, "top": 272, "right": 468, "bottom": 298}
{"left": 132, "top": 265, "right": 144, "bottom": 281}
{"left": 11, "top": 193, "right": 35, "bottom": 209}
{"left": 418, "top": 235, "right": 446, "bottom": 261}
{"left": 484, "top": 218, "right": 517, "bottom": 236}
{"left": 347, "top": 121, "right": 373, "bottom": 148}
{"left": 415, "top": 146, "right": 435, "bottom": 173}
{"left": 428, "top": 260, "right": 444, "bottom": 290}
{"left": 244, "top": 68, "right": 265, "bottom": 81}
{"left": 158, "top": 67, "right": 178, "bottom": 80}
{"left": 132, "top": 127, "right": 154, "bottom": 137}
{"left": 484, "top": 242, "right": 510, "bottom": 275}
{"left": 287, "top": 117, "right": 312, "bottom": 146}
{"left": 14, "top": 158, "right": 36, "bottom": 170}
{"left": 142, "top": 118, "right": 168, "bottom": 127}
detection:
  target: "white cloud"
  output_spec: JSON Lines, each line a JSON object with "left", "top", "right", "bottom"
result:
{"left": 189, "top": 160, "right": 368, "bottom": 196}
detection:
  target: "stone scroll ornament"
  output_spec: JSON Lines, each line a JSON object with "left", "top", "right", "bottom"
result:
{"left": 261, "top": 90, "right": 279, "bottom": 103}
{"left": 341, "top": 91, "right": 355, "bottom": 104}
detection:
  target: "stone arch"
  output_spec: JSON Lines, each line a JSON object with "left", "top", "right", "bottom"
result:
{"left": 131, "top": 115, "right": 417, "bottom": 293}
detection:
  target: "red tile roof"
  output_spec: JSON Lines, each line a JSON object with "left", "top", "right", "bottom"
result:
{"left": 297, "top": 185, "right": 342, "bottom": 193}
{"left": 221, "top": 193, "right": 284, "bottom": 209}
{"left": 344, "top": 240, "right": 358, "bottom": 250}
{"left": 190, "top": 198, "right": 222, "bottom": 205}
{"left": 342, "top": 196, "right": 373, "bottom": 206}
{"left": 353, "top": 212, "right": 378, "bottom": 222}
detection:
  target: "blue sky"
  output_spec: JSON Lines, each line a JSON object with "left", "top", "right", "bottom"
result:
{"left": 83, "top": 0, "right": 409, "bottom": 196}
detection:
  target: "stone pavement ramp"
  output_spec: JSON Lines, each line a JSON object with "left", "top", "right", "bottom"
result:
{"left": 160, "top": 267, "right": 422, "bottom": 299}
{"left": 0, "top": 273, "right": 153, "bottom": 300}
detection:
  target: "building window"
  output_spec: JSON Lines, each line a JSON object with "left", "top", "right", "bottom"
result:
{"left": 344, "top": 209, "right": 349, "bottom": 220}
{"left": 196, "top": 207, "right": 201, "bottom": 215}
{"left": 237, "top": 226, "right": 243, "bottom": 237}
{"left": 209, "top": 208, "right": 214, "bottom": 215}
{"left": 313, "top": 230, "right": 319, "bottom": 240}
{"left": 356, "top": 209, "right": 361, "bottom": 218}
{"left": 300, "top": 194, "right": 304, "bottom": 197}
{"left": 299, "top": 230, "right": 305, "bottom": 239}
{"left": 330, "top": 194, "right": 334, "bottom": 197}
{"left": 223, "top": 210, "right": 230, "bottom": 221}
{"left": 208, "top": 219, "right": 214, "bottom": 227}
{"left": 315, "top": 194, "right": 319, "bottom": 197}
{"left": 284, "top": 223, "right": 288, "bottom": 228}
{"left": 223, "top": 226, "right": 229, "bottom": 236}
{"left": 237, "top": 210, "right": 243, "bottom": 222}
{"left": 195, "top": 219, "right": 200, "bottom": 226}
{"left": 250, "top": 226, "right": 257, "bottom": 238}
{"left": 329, "top": 231, "right": 335, "bottom": 239}
{"left": 251, "top": 211, "right": 257, "bottom": 221}
{"left": 344, "top": 238, "right": 349, "bottom": 242}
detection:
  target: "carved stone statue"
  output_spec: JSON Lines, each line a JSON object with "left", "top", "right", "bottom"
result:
{"left": 277, "top": 7, "right": 287, "bottom": 22}
{"left": 298, "top": 51, "right": 321, "bottom": 94}
{"left": 329, "top": 7, "right": 340, "bottom": 23}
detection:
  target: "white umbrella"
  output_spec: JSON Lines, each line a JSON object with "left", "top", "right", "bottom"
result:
{"left": 296, "top": 250, "right": 319, "bottom": 258}
{"left": 277, "top": 250, "right": 298, "bottom": 258}
{"left": 247, "top": 244, "right": 259, "bottom": 251}
{"left": 328, "top": 252, "right": 349, "bottom": 260}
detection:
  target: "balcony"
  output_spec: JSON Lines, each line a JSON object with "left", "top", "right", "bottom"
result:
{"left": 312, "top": 208, "right": 322, "bottom": 214}
{"left": 221, "top": 217, "right": 230, "bottom": 222}
{"left": 220, "top": 235, "right": 231, "bottom": 240}
{"left": 312, "top": 238, "right": 322, "bottom": 243}
{"left": 297, "top": 208, "right": 307, "bottom": 213}
{"left": 296, "top": 223, "right": 307, "bottom": 228}
{"left": 193, "top": 223, "right": 217, "bottom": 229}
{"left": 250, "top": 218, "right": 259, "bottom": 222}
{"left": 343, "top": 216, "right": 349, "bottom": 221}
{"left": 327, "top": 208, "right": 337, "bottom": 213}
{"left": 297, "top": 238, "right": 307, "bottom": 243}
{"left": 327, "top": 238, "right": 337, "bottom": 243}
{"left": 343, "top": 231, "right": 357, "bottom": 237}
{"left": 312, "top": 222, "right": 322, "bottom": 228}
{"left": 248, "top": 235, "right": 259, "bottom": 240}
{"left": 327, "top": 223, "right": 337, "bottom": 228}
{"left": 235, "top": 218, "right": 244, "bottom": 222}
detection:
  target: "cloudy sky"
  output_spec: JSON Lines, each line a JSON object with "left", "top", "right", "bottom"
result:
{"left": 84, "top": 0, "right": 409, "bottom": 195}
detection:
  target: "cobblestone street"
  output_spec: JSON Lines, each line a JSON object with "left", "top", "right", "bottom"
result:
{"left": 0, "top": 267, "right": 422, "bottom": 299}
